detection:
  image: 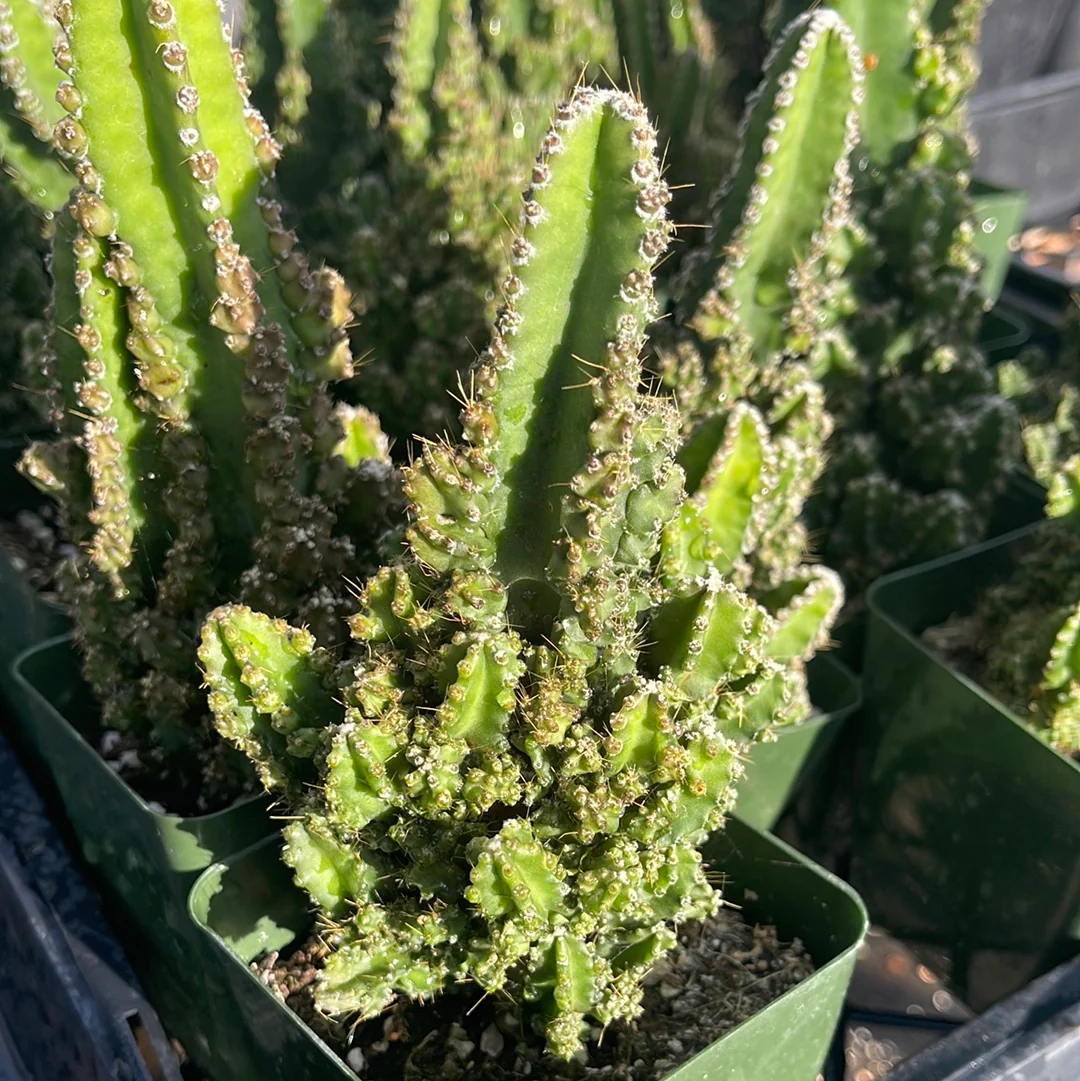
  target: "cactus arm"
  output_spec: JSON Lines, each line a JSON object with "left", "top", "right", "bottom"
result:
{"left": 270, "top": 0, "right": 326, "bottom": 137}
{"left": 388, "top": 0, "right": 455, "bottom": 158}
{"left": 0, "top": 0, "right": 65, "bottom": 140}
{"left": 478, "top": 93, "right": 668, "bottom": 585}
{"left": 70, "top": 224, "right": 160, "bottom": 589}
{"left": 663, "top": 404, "right": 768, "bottom": 582}
{"left": 789, "top": 0, "right": 917, "bottom": 164}
{"left": 282, "top": 818, "right": 380, "bottom": 916}
{"left": 685, "top": 9, "right": 862, "bottom": 358}
{"left": 763, "top": 565, "right": 844, "bottom": 662}
{"left": 198, "top": 604, "right": 339, "bottom": 787}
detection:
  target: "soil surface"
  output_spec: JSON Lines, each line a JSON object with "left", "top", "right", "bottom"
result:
{"left": 256, "top": 906, "right": 815, "bottom": 1080}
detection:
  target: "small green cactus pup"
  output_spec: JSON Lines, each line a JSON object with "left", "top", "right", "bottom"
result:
{"left": 964, "top": 495, "right": 1080, "bottom": 757}
{"left": 202, "top": 87, "right": 829, "bottom": 1059}
{"left": 0, "top": 0, "right": 72, "bottom": 211}
{"left": 781, "top": 0, "right": 1021, "bottom": 593}
{"left": 262, "top": 0, "right": 618, "bottom": 447}
{"left": 651, "top": 7, "right": 859, "bottom": 639}
{"left": 19, "top": 0, "right": 392, "bottom": 801}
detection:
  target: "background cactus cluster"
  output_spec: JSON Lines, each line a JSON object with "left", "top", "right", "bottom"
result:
{"left": 245, "top": 0, "right": 619, "bottom": 446}
{"left": 996, "top": 308, "right": 1080, "bottom": 493}
{"left": 17, "top": 0, "right": 394, "bottom": 802}
{"left": 965, "top": 508, "right": 1080, "bottom": 758}
{"left": 200, "top": 26, "right": 857, "bottom": 1054}
{"left": 782, "top": 0, "right": 1022, "bottom": 594}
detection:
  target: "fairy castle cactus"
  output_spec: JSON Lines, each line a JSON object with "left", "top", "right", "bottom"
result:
{"left": 201, "top": 86, "right": 841, "bottom": 1058}
{"left": 780, "top": 0, "right": 1021, "bottom": 592}
{"left": 251, "top": 0, "right": 618, "bottom": 446}
{"left": 18, "top": 0, "right": 392, "bottom": 798}
{"left": 647, "top": 8, "right": 860, "bottom": 628}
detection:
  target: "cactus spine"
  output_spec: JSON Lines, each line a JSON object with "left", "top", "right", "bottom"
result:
{"left": 201, "top": 82, "right": 842, "bottom": 1058}
{"left": 20, "top": 0, "right": 391, "bottom": 798}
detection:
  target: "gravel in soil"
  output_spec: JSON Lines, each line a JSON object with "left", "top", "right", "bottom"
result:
{"left": 255, "top": 905, "right": 815, "bottom": 1080}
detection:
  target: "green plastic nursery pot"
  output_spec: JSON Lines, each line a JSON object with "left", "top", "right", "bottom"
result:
{"left": 189, "top": 816, "right": 868, "bottom": 1081}
{"left": 0, "top": 437, "right": 68, "bottom": 699}
{"left": 734, "top": 653, "right": 861, "bottom": 830}
{"left": 9, "top": 634, "right": 275, "bottom": 1076}
{"left": 855, "top": 523, "right": 1080, "bottom": 1013}
{"left": 970, "top": 181, "right": 1030, "bottom": 304}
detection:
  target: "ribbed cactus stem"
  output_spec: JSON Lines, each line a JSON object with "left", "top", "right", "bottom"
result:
{"left": 781, "top": 0, "right": 985, "bottom": 165}
{"left": 50, "top": 0, "right": 353, "bottom": 565}
{"left": 18, "top": 0, "right": 391, "bottom": 789}
{"left": 0, "top": 0, "right": 72, "bottom": 210}
{"left": 684, "top": 8, "right": 863, "bottom": 358}
{"left": 456, "top": 90, "right": 671, "bottom": 586}
{"left": 271, "top": 0, "right": 324, "bottom": 141}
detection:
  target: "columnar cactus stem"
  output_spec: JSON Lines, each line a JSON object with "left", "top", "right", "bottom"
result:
{"left": 649, "top": 9, "right": 859, "bottom": 656}
{"left": 20, "top": 0, "right": 393, "bottom": 797}
{"left": 201, "top": 86, "right": 831, "bottom": 1058}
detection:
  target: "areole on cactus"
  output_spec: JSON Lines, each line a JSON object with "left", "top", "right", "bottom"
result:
{"left": 17, "top": 0, "right": 393, "bottom": 796}
{"left": 200, "top": 20, "right": 854, "bottom": 1049}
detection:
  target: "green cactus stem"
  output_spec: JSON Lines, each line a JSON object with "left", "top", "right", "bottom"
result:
{"left": 649, "top": 7, "right": 860, "bottom": 647}
{"left": 19, "top": 0, "right": 393, "bottom": 802}
{"left": 0, "top": 0, "right": 73, "bottom": 211}
{"left": 778, "top": 0, "right": 1021, "bottom": 594}
{"left": 201, "top": 85, "right": 837, "bottom": 1059}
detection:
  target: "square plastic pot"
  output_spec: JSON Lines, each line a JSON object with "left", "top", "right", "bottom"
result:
{"left": 854, "top": 523, "right": 1080, "bottom": 1013}
{"left": 8, "top": 634, "right": 276, "bottom": 1078}
{"left": 734, "top": 653, "right": 861, "bottom": 830}
{"left": 188, "top": 816, "right": 869, "bottom": 1081}
{"left": 0, "top": 437, "right": 67, "bottom": 702}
